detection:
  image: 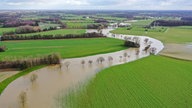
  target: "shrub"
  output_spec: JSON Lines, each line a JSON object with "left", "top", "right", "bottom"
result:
{"left": 0, "top": 45, "right": 6, "bottom": 52}
{"left": 124, "top": 41, "right": 140, "bottom": 48}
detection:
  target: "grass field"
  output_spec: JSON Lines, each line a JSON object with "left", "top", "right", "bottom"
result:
{"left": 60, "top": 56, "right": 192, "bottom": 108}
{"left": 0, "top": 38, "right": 126, "bottom": 61}
{"left": 19, "top": 29, "right": 86, "bottom": 36}
{"left": 39, "top": 22, "right": 60, "bottom": 29}
{"left": 0, "top": 27, "right": 16, "bottom": 35}
{"left": 111, "top": 26, "right": 192, "bottom": 43}
{"left": 65, "top": 22, "right": 92, "bottom": 29}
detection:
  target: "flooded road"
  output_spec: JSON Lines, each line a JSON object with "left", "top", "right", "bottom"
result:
{"left": 0, "top": 30, "right": 164, "bottom": 108}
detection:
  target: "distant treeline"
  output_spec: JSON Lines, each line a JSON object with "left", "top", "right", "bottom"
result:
{"left": 2, "top": 32, "right": 105, "bottom": 41}
{"left": 181, "top": 17, "right": 192, "bottom": 22}
{"left": 87, "top": 24, "right": 108, "bottom": 29}
{"left": 0, "top": 53, "right": 61, "bottom": 70}
{"left": 151, "top": 20, "right": 192, "bottom": 26}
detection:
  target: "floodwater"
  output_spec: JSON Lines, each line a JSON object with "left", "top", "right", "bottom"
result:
{"left": 0, "top": 70, "right": 19, "bottom": 82}
{"left": 160, "top": 43, "right": 192, "bottom": 60}
{"left": 0, "top": 31, "right": 164, "bottom": 108}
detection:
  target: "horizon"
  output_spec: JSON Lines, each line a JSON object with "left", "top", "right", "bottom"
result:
{"left": 0, "top": 0, "right": 192, "bottom": 10}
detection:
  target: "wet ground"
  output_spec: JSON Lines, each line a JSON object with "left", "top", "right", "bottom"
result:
{"left": 160, "top": 43, "right": 192, "bottom": 61}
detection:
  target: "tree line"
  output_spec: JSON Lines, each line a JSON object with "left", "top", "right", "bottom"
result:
{"left": 0, "top": 53, "right": 61, "bottom": 70}
{"left": 150, "top": 20, "right": 192, "bottom": 26}
{"left": 1, "top": 33, "right": 105, "bottom": 41}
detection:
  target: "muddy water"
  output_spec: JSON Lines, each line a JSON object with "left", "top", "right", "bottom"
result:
{"left": 0, "top": 34, "right": 164, "bottom": 108}
{"left": 160, "top": 43, "right": 192, "bottom": 60}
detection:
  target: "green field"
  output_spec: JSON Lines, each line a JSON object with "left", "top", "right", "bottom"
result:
{"left": 39, "top": 22, "right": 60, "bottom": 29}
{"left": 0, "top": 27, "right": 16, "bottom": 35}
{"left": 111, "top": 26, "right": 192, "bottom": 43}
{"left": 61, "top": 56, "right": 192, "bottom": 108}
{"left": 0, "top": 38, "right": 126, "bottom": 61}
{"left": 19, "top": 29, "right": 85, "bottom": 36}
{"left": 131, "top": 19, "right": 154, "bottom": 27}
{"left": 66, "top": 22, "right": 93, "bottom": 29}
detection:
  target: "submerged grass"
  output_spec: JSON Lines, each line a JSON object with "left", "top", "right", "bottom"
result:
{"left": 59, "top": 56, "right": 192, "bottom": 108}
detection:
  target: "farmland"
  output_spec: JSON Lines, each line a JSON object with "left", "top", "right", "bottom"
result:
{"left": 1, "top": 10, "right": 192, "bottom": 108}
{"left": 0, "top": 27, "right": 16, "bottom": 35}
{"left": 0, "top": 38, "right": 126, "bottom": 61}
{"left": 18, "top": 29, "right": 86, "bottom": 36}
{"left": 61, "top": 55, "right": 192, "bottom": 108}
{"left": 111, "top": 26, "right": 192, "bottom": 44}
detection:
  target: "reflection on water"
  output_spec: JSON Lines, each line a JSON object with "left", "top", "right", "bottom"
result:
{"left": 0, "top": 32, "right": 164, "bottom": 108}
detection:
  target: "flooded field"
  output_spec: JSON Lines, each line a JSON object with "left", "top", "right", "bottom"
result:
{"left": 0, "top": 69, "right": 19, "bottom": 82}
{"left": 0, "top": 31, "right": 164, "bottom": 108}
{"left": 160, "top": 43, "right": 192, "bottom": 60}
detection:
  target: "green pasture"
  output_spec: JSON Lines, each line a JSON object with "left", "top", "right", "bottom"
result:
{"left": 60, "top": 55, "right": 192, "bottom": 108}
{"left": 0, "top": 38, "right": 126, "bottom": 61}
{"left": 111, "top": 26, "right": 192, "bottom": 43}
{"left": 18, "top": 29, "right": 85, "bottom": 36}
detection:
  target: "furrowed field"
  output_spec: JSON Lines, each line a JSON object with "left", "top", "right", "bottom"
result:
{"left": 60, "top": 56, "right": 192, "bottom": 108}
{"left": 0, "top": 38, "right": 126, "bottom": 61}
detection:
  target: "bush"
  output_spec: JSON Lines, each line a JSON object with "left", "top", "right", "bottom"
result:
{"left": 124, "top": 41, "right": 140, "bottom": 48}
{"left": 0, "top": 45, "right": 6, "bottom": 52}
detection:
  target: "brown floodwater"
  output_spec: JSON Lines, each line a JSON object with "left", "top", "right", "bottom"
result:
{"left": 160, "top": 43, "right": 192, "bottom": 60}
{"left": 0, "top": 32, "right": 164, "bottom": 108}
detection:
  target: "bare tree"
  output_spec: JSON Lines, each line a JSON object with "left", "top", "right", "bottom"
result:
{"left": 81, "top": 60, "right": 85, "bottom": 65}
{"left": 88, "top": 60, "right": 93, "bottom": 65}
{"left": 19, "top": 91, "right": 27, "bottom": 108}
{"left": 143, "top": 45, "right": 151, "bottom": 51}
{"left": 108, "top": 56, "right": 113, "bottom": 62}
{"left": 136, "top": 50, "right": 140, "bottom": 55}
{"left": 64, "top": 61, "right": 70, "bottom": 69}
{"left": 97, "top": 57, "right": 105, "bottom": 64}
{"left": 30, "top": 74, "right": 38, "bottom": 84}
{"left": 123, "top": 53, "right": 128, "bottom": 58}
{"left": 150, "top": 47, "right": 157, "bottom": 55}
{"left": 144, "top": 38, "right": 149, "bottom": 44}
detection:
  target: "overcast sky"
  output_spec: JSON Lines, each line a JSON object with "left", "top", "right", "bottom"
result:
{"left": 0, "top": 0, "right": 191, "bottom": 10}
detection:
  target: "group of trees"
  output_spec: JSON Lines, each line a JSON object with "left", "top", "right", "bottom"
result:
{"left": 94, "top": 18, "right": 109, "bottom": 23}
{"left": 87, "top": 24, "right": 108, "bottom": 29}
{"left": 15, "top": 26, "right": 41, "bottom": 34}
{"left": 3, "top": 20, "right": 38, "bottom": 27}
{"left": 150, "top": 20, "right": 192, "bottom": 26}
{"left": 0, "top": 53, "right": 61, "bottom": 70}
{"left": 1, "top": 33, "right": 105, "bottom": 41}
